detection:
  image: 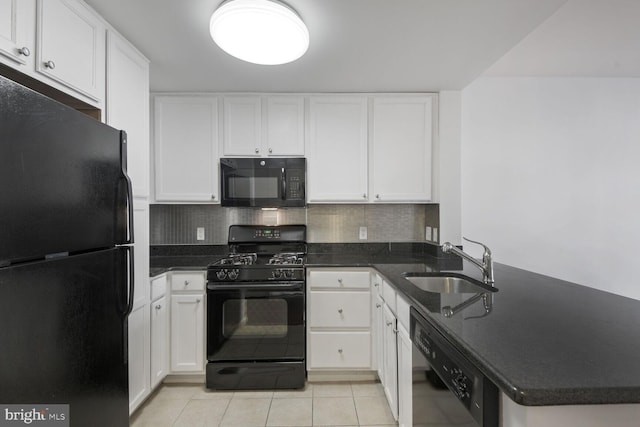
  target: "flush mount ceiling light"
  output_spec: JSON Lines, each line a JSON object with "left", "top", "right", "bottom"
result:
{"left": 209, "top": 0, "right": 309, "bottom": 65}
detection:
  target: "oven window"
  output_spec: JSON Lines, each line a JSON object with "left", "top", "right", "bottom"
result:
{"left": 228, "top": 176, "right": 279, "bottom": 199}
{"left": 222, "top": 298, "right": 287, "bottom": 338}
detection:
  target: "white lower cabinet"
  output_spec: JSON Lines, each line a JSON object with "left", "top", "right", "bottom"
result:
{"left": 127, "top": 301, "right": 149, "bottom": 413}
{"left": 150, "top": 285, "right": 168, "bottom": 388}
{"left": 170, "top": 271, "right": 205, "bottom": 373}
{"left": 307, "top": 268, "right": 372, "bottom": 372}
{"left": 382, "top": 303, "right": 399, "bottom": 420}
{"left": 397, "top": 321, "right": 412, "bottom": 427}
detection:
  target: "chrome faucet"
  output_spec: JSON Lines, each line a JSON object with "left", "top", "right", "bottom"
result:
{"left": 442, "top": 237, "right": 494, "bottom": 286}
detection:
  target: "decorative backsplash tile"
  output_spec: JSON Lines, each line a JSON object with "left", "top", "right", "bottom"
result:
{"left": 150, "top": 204, "right": 439, "bottom": 245}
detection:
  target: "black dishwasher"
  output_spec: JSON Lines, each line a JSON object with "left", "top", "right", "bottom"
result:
{"left": 410, "top": 307, "right": 499, "bottom": 427}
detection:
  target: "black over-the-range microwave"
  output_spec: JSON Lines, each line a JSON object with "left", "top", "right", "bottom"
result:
{"left": 220, "top": 157, "right": 306, "bottom": 208}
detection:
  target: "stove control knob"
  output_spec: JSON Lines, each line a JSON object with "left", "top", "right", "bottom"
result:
{"left": 228, "top": 269, "right": 239, "bottom": 280}
{"left": 272, "top": 269, "right": 283, "bottom": 279}
{"left": 284, "top": 269, "right": 294, "bottom": 279}
{"left": 216, "top": 269, "right": 227, "bottom": 280}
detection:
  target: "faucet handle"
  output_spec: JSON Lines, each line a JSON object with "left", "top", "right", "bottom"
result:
{"left": 463, "top": 237, "right": 492, "bottom": 256}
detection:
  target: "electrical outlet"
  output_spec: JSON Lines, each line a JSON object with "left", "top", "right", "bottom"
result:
{"left": 196, "top": 227, "right": 205, "bottom": 241}
{"left": 425, "top": 226, "right": 432, "bottom": 241}
{"left": 433, "top": 228, "right": 438, "bottom": 243}
{"left": 359, "top": 226, "right": 368, "bottom": 240}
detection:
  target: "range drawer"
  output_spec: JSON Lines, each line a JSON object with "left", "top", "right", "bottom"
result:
{"left": 308, "top": 331, "right": 371, "bottom": 369}
{"left": 308, "top": 269, "right": 370, "bottom": 290}
{"left": 309, "top": 291, "right": 371, "bottom": 328}
{"left": 171, "top": 271, "right": 205, "bottom": 291}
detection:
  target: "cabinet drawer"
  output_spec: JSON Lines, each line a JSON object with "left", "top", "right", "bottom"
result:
{"left": 382, "top": 280, "right": 397, "bottom": 313}
{"left": 309, "top": 291, "right": 370, "bottom": 328}
{"left": 308, "top": 270, "right": 370, "bottom": 289}
{"left": 171, "top": 271, "right": 205, "bottom": 291}
{"left": 150, "top": 274, "right": 167, "bottom": 301}
{"left": 309, "top": 332, "right": 371, "bottom": 369}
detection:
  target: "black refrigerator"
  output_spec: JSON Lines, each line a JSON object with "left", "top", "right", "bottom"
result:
{"left": 0, "top": 75, "right": 133, "bottom": 426}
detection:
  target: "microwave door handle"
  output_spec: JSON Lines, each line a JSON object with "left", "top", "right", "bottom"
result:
{"left": 281, "top": 168, "right": 286, "bottom": 200}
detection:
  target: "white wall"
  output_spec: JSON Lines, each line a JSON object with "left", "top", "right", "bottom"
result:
{"left": 461, "top": 76, "right": 640, "bottom": 299}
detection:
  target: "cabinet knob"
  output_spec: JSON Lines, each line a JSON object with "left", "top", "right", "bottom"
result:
{"left": 376, "top": 194, "right": 380, "bottom": 199}
{"left": 393, "top": 328, "right": 399, "bottom": 334}
{"left": 18, "top": 47, "right": 30, "bottom": 57}
{"left": 184, "top": 280, "right": 190, "bottom": 286}
{"left": 268, "top": 148, "right": 273, "bottom": 153}
{"left": 363, "top": 193, "right": 367, "bottom": 199}
{"left": 386, "top": 321, "right": 393, "bottom": 326}
{"left": 211, "top": 194, "right": 216, "bottom": 200}
{"left": 44, "top": 60, "right": 55, "bottom": 70}
{"left": 196, "top": 298, "right": 201, "bottom": 303}
{"left": 338, "top": 278, "right": 343, "bottom": 285}
{"left": 255, "top": 148, "right": 260, "bottom": 154}
{"left": 338, "top": 348, "right": 343, "bottom": 354}
{"left": 376, "top": 303, "right": 381, "bottom": 308}
{"left": 155, "top": 304, "right": 162, "bottom": 310}
{"left": 374, "top": 282, "right": 379, "bottom": 287}
{"left": 338, "top": 308, "right": 343, "bottom": 314}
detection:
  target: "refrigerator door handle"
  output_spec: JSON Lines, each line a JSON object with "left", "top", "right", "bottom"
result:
{"left": 125, "top": 245, "right": 135, "bottom": 317}
{"left": 120, "top": 131, "right": 134, "bottom": 245}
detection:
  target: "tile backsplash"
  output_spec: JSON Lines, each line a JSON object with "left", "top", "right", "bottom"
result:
{"left": 150, "top": 204, "right": 439, "bottom": 245}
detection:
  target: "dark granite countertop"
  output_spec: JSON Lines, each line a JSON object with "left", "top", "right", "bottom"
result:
{"left": 151, "top": 244, "right": 640, "bottom": 407}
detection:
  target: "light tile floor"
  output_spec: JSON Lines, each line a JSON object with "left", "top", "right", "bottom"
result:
{"left": 131, "top": 382, "right": 397, "bottom": 427}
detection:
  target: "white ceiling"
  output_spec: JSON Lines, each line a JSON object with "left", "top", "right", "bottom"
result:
{"left": 84, "top": 0, "right": 574, "bottom": 92}
{"left": 485, "top": 0, "right": 640, "bottom": 77}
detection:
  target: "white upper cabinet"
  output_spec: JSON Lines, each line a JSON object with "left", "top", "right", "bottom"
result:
{"left": 222, "top": 95, "right": 304, "bottom": 157}
{"left": 307, "top": 96, "right": 368, "bottom": 202}
{"left": 371, "top": 95, "right": 434, "bottom": 202}
{"left": 106, "top": 31, "right": 149, "bottom": 199}
{"left": 0, "top": 0, "right": 34, "bottom": 68}
{"left": 223, "top": 96, "right": 262, "bottom": 156}
{"left": 154, "top": 96, "right": 220, "bottom": 202}
{"left": 36, "top": 0, "right": 105, "bottom": 104}
{"left": 265, "top": 96, "right": 305, "bottom": 155}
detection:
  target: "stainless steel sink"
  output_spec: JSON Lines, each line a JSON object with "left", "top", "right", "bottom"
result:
{"left": 402, "top": 273, "right": 497, "bottom": 294}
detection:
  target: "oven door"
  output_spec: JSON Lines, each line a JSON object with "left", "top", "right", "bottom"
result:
{"left": 207, "top": 282, "right": 305, "bottom": 362}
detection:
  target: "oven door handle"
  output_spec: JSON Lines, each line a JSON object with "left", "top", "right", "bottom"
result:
{"left": 207, "top": 282, "right": 303, "bottom": 292}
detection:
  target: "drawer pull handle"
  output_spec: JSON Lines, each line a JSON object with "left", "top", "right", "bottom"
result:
{"left": 338, "top": 308, "right": 343, "bottom": 314}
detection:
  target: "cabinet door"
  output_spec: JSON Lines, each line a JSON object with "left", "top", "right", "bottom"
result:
{"left": 308, "top": 96, "right": 368, "bottom": 202}
{"left": 397, "top": 322, "right": 412, "bottom": 427}
{"left": 374, "top": 294, "right": 384, "bottom": 381}
{"left": 154, "top": 96, "right": 219, "bottom": 202}
{"left": 223, "top": 96, "right": 262, "bottom": 156}
{"left": 265, "top": 96, "right": 304, "bottom": 156}
{"left": 170, "top": 294, "right": 204, "bottom": 372}
{"left": 36, "top": 0, "right": 105, "bottom": 103}
{"left": 371, "top": 96, "right": 434, "bottom": 202}
{"left": 383, "top": 304, "right": 398, "bottom": 420}
{"left": 150, "top": 295, "right": 169, "bottom": 389}
{"left": 106, "top": 31, "right": 149, "bottom": 198}
{"left": 128, "top": 302, "right": 149, "bottom": 414}
{"left": 0, "top": 0, "right": 34, "bottom": 68}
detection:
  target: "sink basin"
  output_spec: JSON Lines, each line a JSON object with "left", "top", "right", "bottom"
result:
{"left": 402, "top": 273, "right": 497, "bottom": 294}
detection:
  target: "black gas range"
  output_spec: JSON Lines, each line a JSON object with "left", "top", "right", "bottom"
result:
{"left": 205, "top": 225, "right": 307, "bottom": 390}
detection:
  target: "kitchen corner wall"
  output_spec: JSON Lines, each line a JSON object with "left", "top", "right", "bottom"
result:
{"left": 150, "top": 204, "right": 439, "bottom": 245}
